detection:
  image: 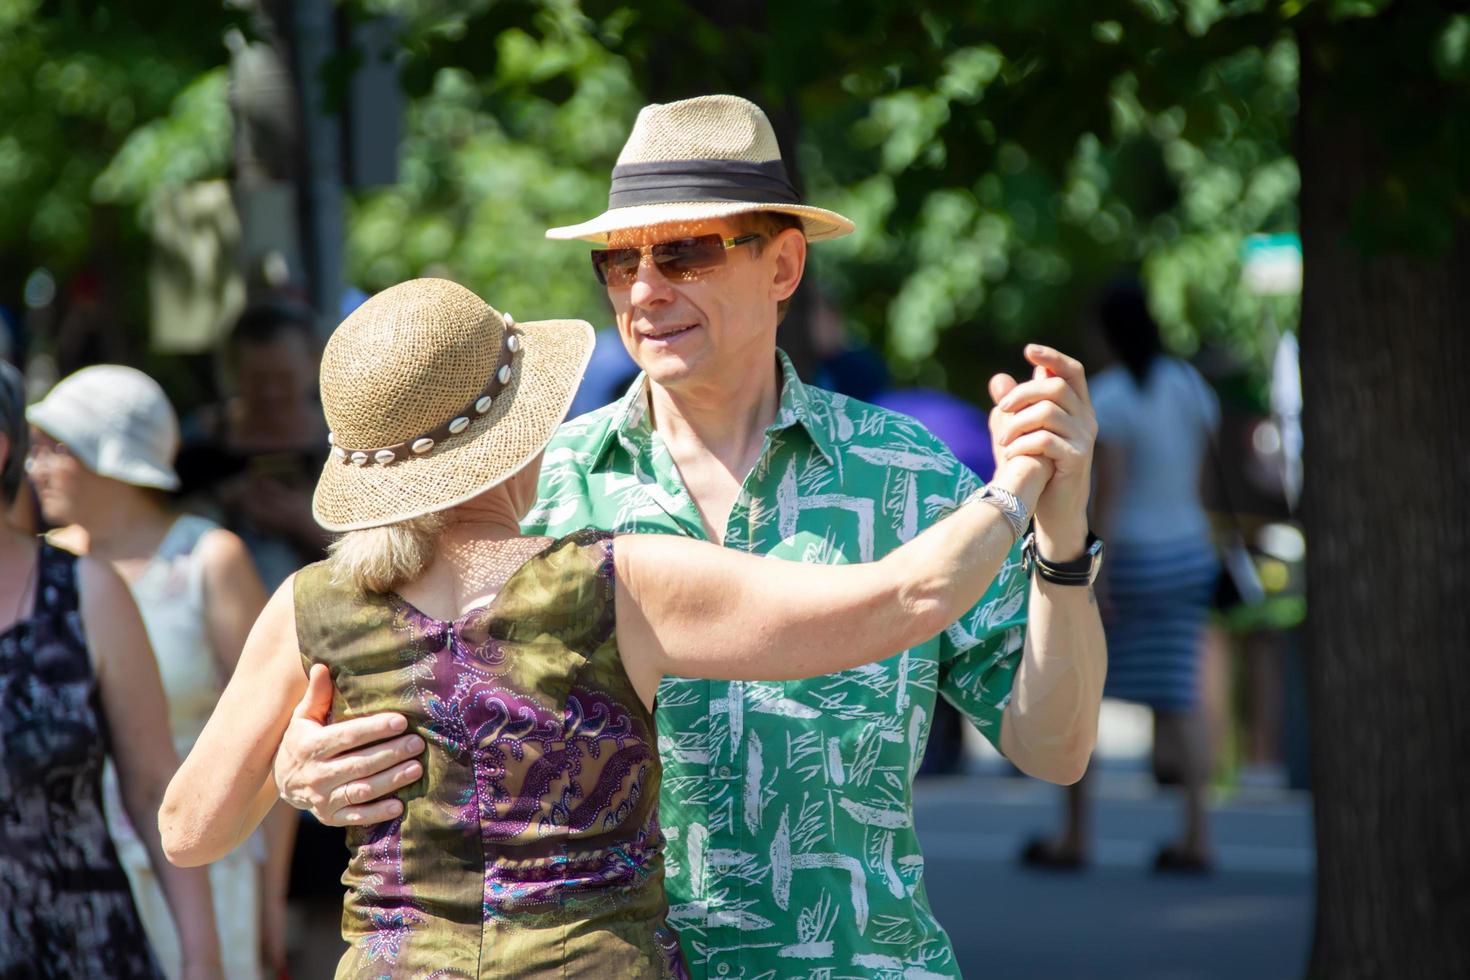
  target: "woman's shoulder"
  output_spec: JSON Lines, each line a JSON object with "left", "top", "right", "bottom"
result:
{"left": 549, "top": 528, "right": 614, "bottom": 560}
{"left": 517, "top": 530, "right": 615, "bottom": 592}
{"left": 491, "top": 531, "right": 616, "bottom": 641}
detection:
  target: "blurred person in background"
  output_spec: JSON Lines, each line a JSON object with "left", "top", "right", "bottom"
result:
{"left": 178, "top": 299, "right": 330, "bottom": 592}
{"left": 1023, "top": 276, "right": 1221, "bottom": 872}
{"left": 176, "top": 299, "right": 345, "bottom": 975}
{"left": 0, "top": 362, "right": 224, "bottom": 979}
{"left": 26, "top": 365, "right": 292, "bottom": 977}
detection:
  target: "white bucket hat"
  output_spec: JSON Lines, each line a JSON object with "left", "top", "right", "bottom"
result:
{"left": 27, "top": 365, "right": 181, "bottom": 491}
{"left": 545, "top": 94, "right": 855, "bottom": 243}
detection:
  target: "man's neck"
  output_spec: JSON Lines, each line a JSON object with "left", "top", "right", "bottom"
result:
{"left": 646, "top": 354, "right": 782, "bottom": 474}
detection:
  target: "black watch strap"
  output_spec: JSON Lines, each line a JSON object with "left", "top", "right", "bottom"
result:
{"left": 1022, "top": 531, "right": 1105, "bottom": 586}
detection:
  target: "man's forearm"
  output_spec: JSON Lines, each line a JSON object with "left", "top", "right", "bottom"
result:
{"left": 999, "top": 578, "right": 1107, "bottom": 784}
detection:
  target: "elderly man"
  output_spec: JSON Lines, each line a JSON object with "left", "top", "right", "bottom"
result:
{"left": 275, "top": 95, "right": 1106, "bottom": 978}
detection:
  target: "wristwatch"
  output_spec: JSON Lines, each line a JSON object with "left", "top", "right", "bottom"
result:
{"left": 1022, "top": 531, "right": 1106, "bottom": 586}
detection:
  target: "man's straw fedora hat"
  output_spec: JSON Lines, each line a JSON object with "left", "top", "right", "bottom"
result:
{"left": 545, "top": 94, "right": 854, "bottom": 243}
{"left": 312, "top": 278, "right": 593, "bottom": 532}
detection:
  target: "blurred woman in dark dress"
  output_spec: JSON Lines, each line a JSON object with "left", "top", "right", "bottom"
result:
{"left": 0, "top": 362, "right": 222, "bottom": 978}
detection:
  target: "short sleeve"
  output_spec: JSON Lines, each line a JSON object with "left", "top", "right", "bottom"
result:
{"left": 934, "top": 463, "right": 1030, "bottom": 751}
{"left": 936, "top": 536, "right": 1029, "bottom": 751}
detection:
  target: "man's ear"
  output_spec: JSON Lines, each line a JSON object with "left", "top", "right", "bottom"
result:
{"left": 769, "top": 227, "right": 807, "bottom": 303}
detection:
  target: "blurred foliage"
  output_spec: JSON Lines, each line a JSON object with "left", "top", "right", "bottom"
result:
{"left": 343, "top": 0, "right": 644, "bottom": 330}
{"left": 342, "top": 0, "right": 1309, "bottom": 389}
{"left": 5, "top": 0, "right": 1467, "bottom": 397}
{"left": 0, "top": 1, "right": 238, "bottom": 288}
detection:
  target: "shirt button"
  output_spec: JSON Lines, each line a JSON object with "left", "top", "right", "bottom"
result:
{"left": 717, "top": 766, "right": 732, "bottom": 778}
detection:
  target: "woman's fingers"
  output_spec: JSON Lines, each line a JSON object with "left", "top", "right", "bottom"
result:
{"left": 993, "top": 400, "right": 1068, "bottom": 448}
{"left": 996, "top": 375, "right": 1087, "bottom": 419}
{"left": 1023, "top": 344, "right": 1091, "bottom": 405}
{"left": 999, "top": 429, "right": 1082, "bottom": 465}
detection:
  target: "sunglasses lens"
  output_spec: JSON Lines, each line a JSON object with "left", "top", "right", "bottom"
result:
{"left": 591, "top": 248, "right": 641, "bottom": 287}
{"left": 652, "top": 235, "right": 727, "bottom": 281}
{"left": 592, "top": 234, "right": 735, "bottom": 287}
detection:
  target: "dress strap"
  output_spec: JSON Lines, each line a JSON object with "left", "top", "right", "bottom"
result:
{"left": 148, "top": 514, "right": 217, "bottom": 609}
{"left": 32, "top": 540, "right": 81, "bottom": 620}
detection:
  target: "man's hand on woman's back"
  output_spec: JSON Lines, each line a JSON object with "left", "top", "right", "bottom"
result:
{"left": 274, "top": 664, "right": 424, "bottom": 826}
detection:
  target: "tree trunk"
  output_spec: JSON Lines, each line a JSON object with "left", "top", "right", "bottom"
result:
{"left": 1297, "top": 16, "right": 1470, "bottom": 980}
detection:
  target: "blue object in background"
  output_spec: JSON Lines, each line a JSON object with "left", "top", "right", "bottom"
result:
{"left": 567, "top": 328, "right": 640, "bottom": 419}
{"left": 872, "top": 387, "right": 995, "bottom": 482}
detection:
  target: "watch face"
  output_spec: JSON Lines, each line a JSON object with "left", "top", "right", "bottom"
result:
{"left": 1086, "top": 536, "right": 1105, "bottom": 584}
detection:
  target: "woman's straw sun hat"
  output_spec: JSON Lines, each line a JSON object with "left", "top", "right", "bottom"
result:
{"left": 312, "top": 278, "right": 593, "bottom": 532}
{"left": 26, "top": 365, "right": 181, "bottom": 491}
{"left": 545, "top": 94, "right": 854, "bottom": 243}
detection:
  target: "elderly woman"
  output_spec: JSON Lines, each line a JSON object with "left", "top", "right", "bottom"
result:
{"left": 26, "top": 365, "right": 292, "bottom": 977}
{"left": 0, "top": 362, "right": 222, "bottom": 978}
{"left": 161, "top": 279, "right": 1058, "bottom": 979}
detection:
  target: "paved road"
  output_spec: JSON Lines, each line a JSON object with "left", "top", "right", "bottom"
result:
{"left": 914, "top": 772, "right": 1314, "bottom": 979}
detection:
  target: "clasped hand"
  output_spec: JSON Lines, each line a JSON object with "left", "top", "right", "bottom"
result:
{"left": 988, "top": 344, "right": 1097, "bottom": 561}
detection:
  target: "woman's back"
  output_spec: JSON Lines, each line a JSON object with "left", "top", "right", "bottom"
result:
{"left": 292, "top": 530, "right": 686, "bottom": 979}
{"left": 1091, "top": 357, "right": 1220, "bottom": 545}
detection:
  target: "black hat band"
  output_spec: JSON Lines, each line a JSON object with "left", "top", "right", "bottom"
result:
{"left": 607, "top": 159, "right": 800, "bottom": 209}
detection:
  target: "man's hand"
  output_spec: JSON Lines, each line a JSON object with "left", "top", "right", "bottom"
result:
{"left": 988, "top": 344, "right": 1097, "bottom": 561}
{"left": 274, "top": 664, "right": 423, "bottom": 826}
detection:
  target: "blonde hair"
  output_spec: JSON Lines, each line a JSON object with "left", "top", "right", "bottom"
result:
{"left": 327, "top": 513, "right": 447, "bottom": 593}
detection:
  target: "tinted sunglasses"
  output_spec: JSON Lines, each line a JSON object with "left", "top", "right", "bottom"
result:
{"left": 591, "top": 233, "right": 761, "bottom": 288}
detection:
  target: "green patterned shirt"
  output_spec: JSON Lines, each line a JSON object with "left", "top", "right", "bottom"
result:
{"left": 522, "top": 351, "right": 1029, "bottom": 979}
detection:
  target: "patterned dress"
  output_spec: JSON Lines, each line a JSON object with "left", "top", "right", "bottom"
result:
{"left": 293, "top": 531, "right": 688, "bottom": 979}
{"left": 0, "top": 542, "right": 162, "bottom": 978}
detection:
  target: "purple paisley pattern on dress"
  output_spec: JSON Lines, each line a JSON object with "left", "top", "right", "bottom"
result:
{"left": 294, "top": 531, "right": 689, "bottom": 979}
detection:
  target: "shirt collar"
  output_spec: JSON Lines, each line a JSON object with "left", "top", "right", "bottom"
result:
{"left": 767, "top": 349, "right": 839, "bottom": 465}
{"left": 588, "top": 349, "right": 837, "bottom": 471}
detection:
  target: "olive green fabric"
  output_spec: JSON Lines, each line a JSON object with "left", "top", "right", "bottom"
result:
{"left": 294, "top": 532, "right": 688, "bottom": 978}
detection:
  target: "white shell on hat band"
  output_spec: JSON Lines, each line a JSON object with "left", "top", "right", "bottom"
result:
{"left": 412, "top": 438, "right": 434, "bottom": 454}
{"left": 350, "top": 451, "right": 368, "bottom": 466}
{"left": 374, "top": 449, "right": 397, "bottom": 465}
{"left": 448, "top": 416, "right": 469, "bottom": 435}
{"left": 475, "top": 396, "right": 493, "bottom": 414}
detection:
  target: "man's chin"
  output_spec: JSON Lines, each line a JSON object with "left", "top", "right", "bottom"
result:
{"left": 637, "top": 343, "right": 708, "bottom": 387}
